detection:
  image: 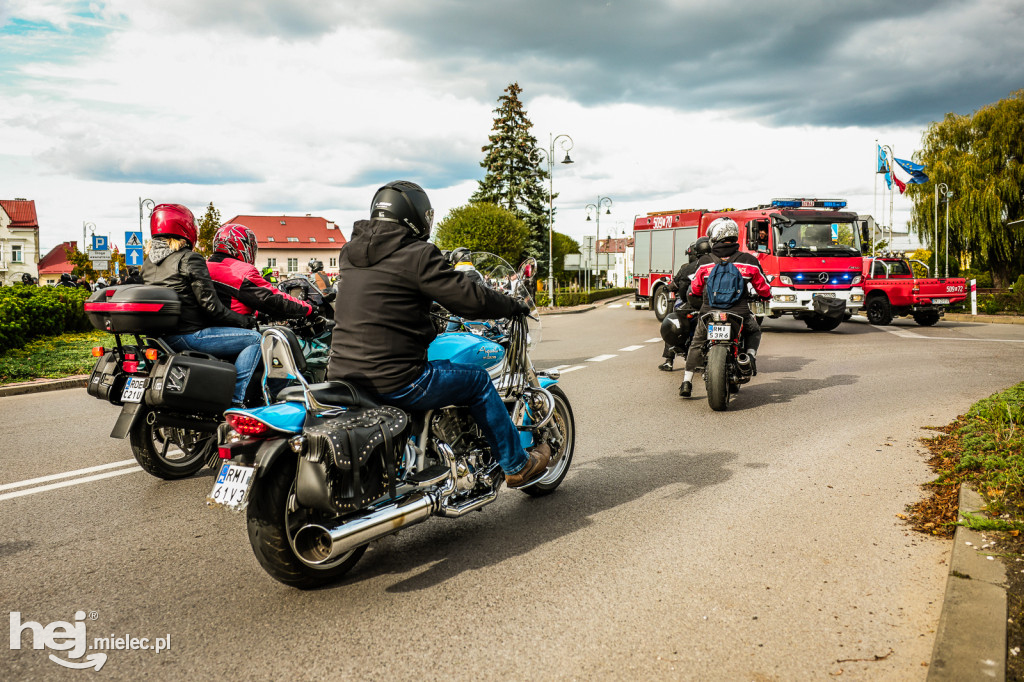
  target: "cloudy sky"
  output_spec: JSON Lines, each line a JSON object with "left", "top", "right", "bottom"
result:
{"left": 2, "top": 0, "right": 1022, "bottom": 256}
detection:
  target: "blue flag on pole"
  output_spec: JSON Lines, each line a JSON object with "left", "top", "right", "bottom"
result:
{"left": 884, "top": 171, "right": 893, "bottom": 190}
{"left": 876, "top": 145, "right": 889, "bottom": 173}
{"left": 894, "top": 157, "right": 929, "bottom": 183}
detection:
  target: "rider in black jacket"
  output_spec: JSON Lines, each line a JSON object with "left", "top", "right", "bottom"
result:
{"left": 142, "top": 203, "right": 260, "bottom": 407}
{"left": 328, "top": 181, "right": 551, "bottom": 489}
{"left": 659, "top": 237, "right": 710, "bottom": 371}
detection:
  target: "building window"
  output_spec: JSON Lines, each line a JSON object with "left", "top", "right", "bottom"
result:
{"left": 309, "top": 237, "right": 316, "bottom": 242}
{"left": 287, "top": 237, "right": 299, "bottom": 242}
{"left": 266, "top": 257, "right": 276, "bottom": 268}
{"left": 329, "top": 257, "right": 337, "bottom": 267}
{"left": 287, "top": 258, "right": 298, "bottom": 272}
{"left": 11, "top": 244, "right": 23, "bottom": 263}
{"left": 267, "top": 237, "right": 275, "bottom": 242}
{"left": 328, "top": 237, "right": 335, "bottom": 242}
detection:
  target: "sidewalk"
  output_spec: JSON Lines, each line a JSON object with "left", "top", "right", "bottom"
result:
{"left": 538, "top": 293, "right": 632, "bottom": 316}
{"left": 0, "top": 374, "right": 88, "bottom": 398}
{"left": 945, "top": 312, "right": 1024, "bottom": 325}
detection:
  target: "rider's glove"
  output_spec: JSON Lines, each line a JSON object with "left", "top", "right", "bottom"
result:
{"left": 511, "top": 300, "right": 532, "bottom": 317}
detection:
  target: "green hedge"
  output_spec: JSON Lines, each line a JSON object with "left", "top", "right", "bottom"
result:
{"left": 0, "top": 286, "right": 92, "bottom": 353}
{"left": 536, "top": 287, "right": 633, "bottom": 307}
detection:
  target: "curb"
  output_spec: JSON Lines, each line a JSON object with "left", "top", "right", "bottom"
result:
{"left": 0, "top": 375, "right": 88, "bottom": 398}
{"left": 927, "top": 485, "right": 1007, "bottom": 681}
{"left": 538, "top": 293, "right": 633, "bottom": 316}
{"left": 944, "top": 313, "right": 1024, "bottom": 325}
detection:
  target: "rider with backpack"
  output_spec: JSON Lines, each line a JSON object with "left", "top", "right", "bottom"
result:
{"left": 659, "top": 237, "right": 710, "bottom": 371}
{"left": 678, "top": 218, "right": 772, "bottom": 398}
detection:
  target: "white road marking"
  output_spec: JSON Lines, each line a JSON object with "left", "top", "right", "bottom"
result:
{"left": 586, "top": 354, "right": 618, "bottom": 362}
{"left": 559, "top": 365, "right": 587, "bottom": 373}
{"left": 0, "top": 459, "right": 138, "bottom": 492}
{"left": 881, "top": 327, "right": 1024, "bottom": 343}
{"left": 645, "top": 338, "right": 661, "bottom": 343}
{"left": 619, "top": 345, "right": 645, "bottom": 351}
{"left": 0, "top": 466, "right": 143, "bottom": 502}
{"left": 608, "top": 304, "right": 623, "bottom": 308}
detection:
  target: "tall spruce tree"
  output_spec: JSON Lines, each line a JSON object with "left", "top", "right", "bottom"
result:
{"left": 471, "top": 82, "right": 552, "bottom": 270}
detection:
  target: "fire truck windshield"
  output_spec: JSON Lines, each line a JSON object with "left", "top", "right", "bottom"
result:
{"left": 776, "top": 220, "right": 861, "bottom": 256}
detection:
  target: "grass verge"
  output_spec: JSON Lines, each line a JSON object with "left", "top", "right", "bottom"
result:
{"left": 0, "top": 330, "right": 115, "bottom": 384}
{"left": 907, "top": 381, "right": 1024, "bottom": 536}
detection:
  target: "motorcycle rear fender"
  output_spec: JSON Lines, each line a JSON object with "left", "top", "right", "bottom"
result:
{"left": 110, "top": 402, "right": 145, "bottom": 439}
{"left": 538, "top": 376, "right": 557, "bottom": 390}
{"left": 250, "top": 437, "right": 294, "bottom": 489}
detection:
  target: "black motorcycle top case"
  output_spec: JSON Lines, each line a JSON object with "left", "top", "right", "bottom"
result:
{"left": 85, "top": 285, "right": 181, "bottom": 334}
{"left": 146, "top": 351, "right": 236, "bottom": 413}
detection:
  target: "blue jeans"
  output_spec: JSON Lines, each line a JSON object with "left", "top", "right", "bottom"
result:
{"left": 163, "top": 327, "right": 262, "bottom": 405}
{"left": 376, "top": 360, "right": 529, "bottom": 475}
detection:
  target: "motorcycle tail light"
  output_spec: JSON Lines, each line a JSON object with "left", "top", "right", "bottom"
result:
{"left": 91, "top": 346, "right": 105, "bottom": 357}
{"left": 122, "top": 361, "right": 139, "bottom": 373}
{"left": 713, "top": 311, "right": 727, "bottom": 322}
{"left": 226, "top": 413, "right": 271, "bottom": 436}
{"left": 144, "top": 348, "right": 159, "bottom": 361}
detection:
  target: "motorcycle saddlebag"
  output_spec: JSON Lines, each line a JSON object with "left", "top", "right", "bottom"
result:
{"left": 812, "top": 296, "right": 847, "bottom": 319}
{"left": 146, "top": 351, "right": 235, "bottom": 413}
{"left": 85, "top": 285, "right": 181, "bottom": 334}
{"left": 86, "top": 350, "right": 128, "bottom": 402}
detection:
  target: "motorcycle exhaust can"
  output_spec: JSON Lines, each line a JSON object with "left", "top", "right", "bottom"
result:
{"left": 736, "top": 353, "right": 754, "bottom": 377}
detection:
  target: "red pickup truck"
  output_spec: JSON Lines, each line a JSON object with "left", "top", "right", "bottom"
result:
{"left": 861, "top": 257, "right": 968, "bottom": 326}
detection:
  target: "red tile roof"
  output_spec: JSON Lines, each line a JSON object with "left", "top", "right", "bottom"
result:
{"left": 0, "top": 199, "right": 39, "bottom": 229}
{"left": 226, "top": 215, "right": 347, "bottom": 250}
{"left": 38, "top": 241, "right": 77, "bottom": 275}
{"left": 598, "top": 237, "right": 633, "bottom": 253}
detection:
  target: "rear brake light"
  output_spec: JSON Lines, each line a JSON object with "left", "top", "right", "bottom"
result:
{"left": 91, "top": 346, "right": 105, "bottom": 357}
{"left": 124, "top": 353, "right": 136, "bottom": 360}
{"left": 144, "top": 348, "right": 159, "bottom": 361}
{"left": 226, "top": 413, "right": 271, "bottom": 436}
{"left": 122, "top": 361, "right": 139, "bottom": 373}
{"left": 713, "top": 311, "right": 727, "bottom": 322}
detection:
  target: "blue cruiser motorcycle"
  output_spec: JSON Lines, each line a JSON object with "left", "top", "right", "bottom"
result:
{"left": 207, "top": 254, "right": 575, "bottom": 588}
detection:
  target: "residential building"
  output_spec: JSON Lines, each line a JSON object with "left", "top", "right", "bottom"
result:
{"left": 37, "top": 241, "right": 77, "bottom": 285}
{"left": 226, "top": 214, "right": 347, "bottom": 279}
{"left": 597, "top": 236, "right": 634, "bottom": 288}
{"left": 0, "top": 198, "right": 41, "bottom": 285}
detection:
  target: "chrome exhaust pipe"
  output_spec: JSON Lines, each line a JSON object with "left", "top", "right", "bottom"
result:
{"left": 293, "top": 492, "right": 438, "bottom": 565}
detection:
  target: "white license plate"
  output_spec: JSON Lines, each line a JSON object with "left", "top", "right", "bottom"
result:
{"left": 207, "top": 463, "right": 254, "bottom": 511}
{"left": 932, "top": 298, "right": 949, "bottom": 304}
{"left": 707, "top": 324, "right": 731, "bottom": 340}
{"left": 813, "top": 292, "right": 836, "bottom": 298}
{"left": 120, "top": 377, "right": 146, "bottom": 403}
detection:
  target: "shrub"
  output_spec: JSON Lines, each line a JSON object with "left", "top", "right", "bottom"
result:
{"left": 0, "top": 286, "right": 92, "bottom": 353}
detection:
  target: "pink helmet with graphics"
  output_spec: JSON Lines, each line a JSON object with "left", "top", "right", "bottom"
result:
{"left": 214, "top": 223, "right": 258, "bottom": 264}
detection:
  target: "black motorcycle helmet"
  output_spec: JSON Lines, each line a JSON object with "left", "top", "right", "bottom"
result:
{"left": 308, "top": 258, "right": 324, "bottom": 273}
{"left": 21, "top": 272, "right": 32, "bottom": 284}
{"left": 692, "top": 236, "right": 712, "bottom": 258}
{"left": 371, "top": 180, "right": 434, "bottom": 240}
{"left": 59, "top": 273, "right": 72, "bottom": 283}
{"left": 448, "top": 247, "right": 472, "bottom": 265}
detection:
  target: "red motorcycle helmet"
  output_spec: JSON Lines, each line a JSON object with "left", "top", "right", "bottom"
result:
{"left": 214, "top": 223, "right": 258, "bottom": 264}
{"left": 150, "top": 204, "right": 198, "bottom": 246}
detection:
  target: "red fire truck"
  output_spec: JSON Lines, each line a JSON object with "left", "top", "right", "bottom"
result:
{"left": 632, "top": 199, "right": 866, "bottom": 331}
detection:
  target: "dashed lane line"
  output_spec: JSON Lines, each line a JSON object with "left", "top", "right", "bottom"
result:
{"left": 645, "top": 338, "right": 661, "bottom": 343}
{"left": 880, "top": 327, "right": 1024, "bottom": 343}
{"left": 559, "top": 365, "right": 587, "bottom": 374}
{"left": 619, "top": 345, "right": 645, "bottom": 352}
{"left": 586, "top": 354, "right": 618, "bottom": 362}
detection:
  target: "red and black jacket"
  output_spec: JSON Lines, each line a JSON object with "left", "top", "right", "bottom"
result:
{"left": 688, "top": 242, "right": 772, "bottom": 313}
{"left": 207, "top": 253, "right": 313, "bottom": 320}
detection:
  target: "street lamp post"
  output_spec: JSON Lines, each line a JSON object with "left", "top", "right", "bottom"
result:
{"left": 944, "top": 188, "right": 953, "bottom": 278}
{"left": 139, "top": 198, "right": 155, "bottom": 233}
{"left": 82, "top": 221, "right": 96, "bottom": 252}
{"left": 586, "top": 197, "right": 613, "bottom": 292}
{"left": 531, "top": 134, "right": 574, "bottom": 302}
{"left": 933, "top": 183, "right": 949, "bottom": 276}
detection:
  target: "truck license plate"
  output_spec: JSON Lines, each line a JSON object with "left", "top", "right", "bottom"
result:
{"left": 207, "top": 463, "right": 254, "bottom": 511}
{"left": 708, "top": 324, "right": 731, "bottom": 340}
{"left": 120, "top": 377, "right": 146, "bottom": 403}
{"left": 813, "top": 292, "right": 836, "bottom": 298}
{"left": 932, "top": 298, "right": 949, "bottom": 304}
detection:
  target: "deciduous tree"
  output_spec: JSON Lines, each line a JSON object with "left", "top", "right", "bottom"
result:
{"left": 907, "top": 90, "right": 1024, "bottom": 287}
{"left": 195, "top": 202, "right": 221, "bottom": 257}
{"left": 433, "top": 203, "right": 529, "bottom": 265}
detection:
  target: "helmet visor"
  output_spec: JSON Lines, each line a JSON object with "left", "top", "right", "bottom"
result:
{"left": 423, "top": 207, "right": 435, "bottom": 233}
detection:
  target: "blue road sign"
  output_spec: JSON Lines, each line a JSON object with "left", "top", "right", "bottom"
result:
{"left": 125, "top": 231, "right": 144, "bottom": 267}
{"left": 92, "top": 235, "right": 108, "bottom": 251}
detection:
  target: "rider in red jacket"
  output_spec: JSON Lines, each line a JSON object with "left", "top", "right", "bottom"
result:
{"left": 206, "top": 223, "right": 314, "bottom": 321}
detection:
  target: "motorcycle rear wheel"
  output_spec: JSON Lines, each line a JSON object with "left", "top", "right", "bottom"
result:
{"left": 706, "top": 345, "right": 729, "bottom": 412}
{"left": 522, "top": 386, "right": 576, "bottom": 497}
{"left": 128, "top": 410, "right": 212, "bottom": 479}
{"left": 247, "top": 456, "right": 366, "bottom": 589}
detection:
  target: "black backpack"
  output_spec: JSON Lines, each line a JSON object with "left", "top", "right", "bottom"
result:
{"left": 705, "top": 256, "right": 744, "bottom": 309}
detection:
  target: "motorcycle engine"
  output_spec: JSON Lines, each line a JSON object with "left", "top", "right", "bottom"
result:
{"left": 432, "top": 408, "right": 495, "bottom": 495}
